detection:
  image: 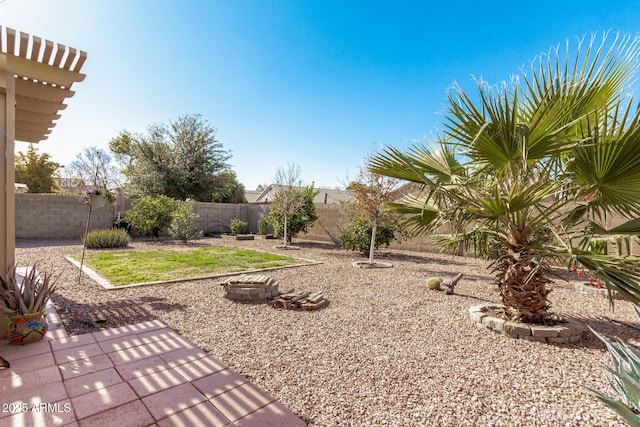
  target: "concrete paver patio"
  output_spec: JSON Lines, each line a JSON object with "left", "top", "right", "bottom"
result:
{"left": 0, "top": 305, "right": 305, "bottom": 426}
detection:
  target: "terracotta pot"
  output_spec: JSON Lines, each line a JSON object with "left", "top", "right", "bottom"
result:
{"left": 6, "top": 311, "right": 48, "bottom": 345}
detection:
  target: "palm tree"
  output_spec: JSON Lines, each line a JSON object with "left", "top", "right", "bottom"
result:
{"left": 370, "top": 33, "right": 640, "bottom": 323}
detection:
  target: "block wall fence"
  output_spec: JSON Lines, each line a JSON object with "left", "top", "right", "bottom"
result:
{"left": 13, "top": 193, "right": 439, "bottom": 252}
{"left": 15, "top": 193, "right": 634, "bottom": 255}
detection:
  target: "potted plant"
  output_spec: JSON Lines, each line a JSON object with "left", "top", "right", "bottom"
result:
{"left": 0, "top": 265, "right": 56, "bottom": 344}
{"left": 84, "top": 188, "right": 115, "bottom": 208}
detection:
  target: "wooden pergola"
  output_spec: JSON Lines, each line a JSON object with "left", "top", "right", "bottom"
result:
{"left": 0, "top": 26, "right": 86, "bottom": 275}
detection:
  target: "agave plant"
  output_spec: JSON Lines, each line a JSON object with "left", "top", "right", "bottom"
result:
{"left": 370, "top": 33, "right": 640, "bottom": 323}
{"left": 0, "top": 264, "right": 57, "bottom": 315}
{"left": 586, "top": 308, "right": 640, "bottom": 425}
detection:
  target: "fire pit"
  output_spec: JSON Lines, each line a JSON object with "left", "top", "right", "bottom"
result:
{"left": 221, "top": 274, "right": 280, "bottom": 302}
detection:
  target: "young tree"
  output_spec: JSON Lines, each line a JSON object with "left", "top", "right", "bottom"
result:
{"left": 128, "top": 114, "right": 232, "bottom": 201}
{"left": 14, "top": 144, "right": 61, "bottom": 193}
{"left": 343, "top": 162, "right": 402, "bottom": 264}
{"left": 65, "top": 146, "right": 121, "bottom": 191}
{"left": 267, "top": 163, "right": 319, "bottom": 248}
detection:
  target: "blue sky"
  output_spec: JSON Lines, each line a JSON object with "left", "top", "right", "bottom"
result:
{"left": 4, "top": 0, "right": 640, "bottom": 190}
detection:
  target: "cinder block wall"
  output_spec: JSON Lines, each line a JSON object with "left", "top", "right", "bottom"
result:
{"left": 15, "top": 193, "right": 116, "bottom": 239}
{"left": 18, "top": 194, "right": 632, "bottom": 255}
{"left": 14, "top": 194, "right": 272, "bottom": 239}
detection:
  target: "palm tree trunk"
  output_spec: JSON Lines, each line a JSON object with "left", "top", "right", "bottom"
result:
{"left": 492, "top": 246, "right": 552, "bottom": 323}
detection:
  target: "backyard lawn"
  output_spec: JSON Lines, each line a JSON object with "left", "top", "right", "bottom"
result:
{"left": 76, "top": 245, "right": 308, "bottom": 285}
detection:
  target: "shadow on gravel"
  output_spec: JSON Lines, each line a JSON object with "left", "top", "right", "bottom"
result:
{"left": 51, "top": 294, "right": 186, "bottom": 334}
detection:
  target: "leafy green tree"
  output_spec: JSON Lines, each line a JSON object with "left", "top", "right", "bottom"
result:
{"left": 14, "top": 144, "right": 61, "bottom": 193}
{"left": 211, "top": 170, "right": 247, "bottom": 203}
{"left": 125, "top": 195, "right": 179, "bottom": 238}
{"left": 128, "top": 114, "right": 232, "bottom": 201}
{"left": 108, "top": 130, "right": 136, "bottom": 180}
{"left": 371, "top": 33, "right": 640, "bottom": 323}
{"left": 266, "top": 164, "right": 319, "bottom": 246}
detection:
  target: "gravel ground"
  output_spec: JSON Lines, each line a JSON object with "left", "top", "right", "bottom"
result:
{"left": 15, "top": 237, "right": 640, "bottom": 426}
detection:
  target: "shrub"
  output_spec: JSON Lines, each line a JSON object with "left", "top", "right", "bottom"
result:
{"left": 230, "top": 218, "right": 247, "bottom": 235}
{"left": 82, "top": 229, "right": 130, "bottom": 249}
{"left": 125, "top": 195, "right": 179, "bottom": 238}
{"left": 257, "top": 218, "right": 269, "bottom": 235}
{"left": 169, "top": 203, "right": 203, "bottom": 242}
{"left": 339, "top": 216, "right": 397, "bottom": 256}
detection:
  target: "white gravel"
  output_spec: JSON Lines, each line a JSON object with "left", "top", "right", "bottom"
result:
{"left": 15, "top": 237, "right": 640, "bottom": 426}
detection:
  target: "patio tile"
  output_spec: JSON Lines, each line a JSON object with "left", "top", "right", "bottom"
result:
{"left": 50, "top": 334, "right": 97, "bottom": 352}
{"left": 77, "top": 400, "right": 154, "bottom": 427}
{"left": 92, "top": 320, "right": 166, "bottom": 342}
{"left": 97, "top": 334, "right": 146, "bottom": 354}
{"left": 160, "top": 347, "right": 208, "bottom": 368}
{"left": 1, "top": 365, "right": 61, "bottom": 393}
{"left": 173, "top": 356, "right": 227, "bottom": 382}
{"left": 0, "top": 339, "right": 51, "bottom": 360}
{"left": 0, "top": 381, "right": 68, "bottom": 419}
{"left": 141, "top": 382, "right": 207, "bottom": 421}
{"left": 45, "top": 328, "right": 70, "bottom": 340}
{"left": 1, "top": 350, "right": 57, "bottom": 375}
{"left": 5, "top": 398, "right": 76, "bottom": 427}
{"left": 58, "top": 354, "right": 115, "bottom": 380}
{"left": 70, "top": 381, "right": 137, "bottom": 420}
{"left": 115, "top": 355, "right": 172, "bottom": 381}
{"left": 233, "top": 401, "right": 306, "bottom": 427}
{"left": 156, "top": 401, "right": 232, "bottom": 427}
{"left": 137, "top": 327, "right": 185, "bottom": 344}
{"left": 209, "top": 382, "right": 275, "bottom": 423}
{"left": 53, "top": 343, "right": 104, "bottom": 365}
{"left": 128, "top": 367, "right": 188, "bottom": 398}
{"left": 107, "top": 338, "right": 183, "bottom": 366}
{"left": 63, "top": 368, "right": 124, "bottom": 398}
{"left": 192, "top": 369, "right": 248, "bottom": 399}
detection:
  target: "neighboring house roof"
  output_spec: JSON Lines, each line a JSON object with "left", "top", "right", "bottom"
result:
{"left": 253, "top": 185, "right": 353, "bottom": 204}
{"left": 244, "top": 190, "right": 262, "bottom": 203}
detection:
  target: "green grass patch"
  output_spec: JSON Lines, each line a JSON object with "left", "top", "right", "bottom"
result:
{"left": 78, "top": 246, "right": 306, "bottom": 286}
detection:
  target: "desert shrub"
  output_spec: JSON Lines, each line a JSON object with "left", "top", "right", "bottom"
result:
{"left": 339, "top": 216, "right": 397, "bottom": 256}
{"left": 125, "top": 195, "right": 179, "bottom": 238}
{"left": 82, "top": 229, "right": 130, "bottom": 249}
{"left": 257, "top": 218, "right": 269, "bottom": 235}
{"left": 230, "top": 218, "right": 247, "bottom": 235}
{"left": 169, "top": 203, "right": 203, "bottom": 242}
